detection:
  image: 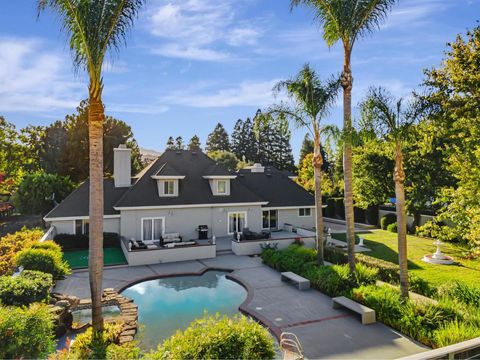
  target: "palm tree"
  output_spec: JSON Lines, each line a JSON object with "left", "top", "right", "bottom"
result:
{"left": 360, "top": 87, "right": 420, "bottom": 298}
{"left": 291, "top": 0, "right": 397, "bottom": 273}
{"left": 271, "top": 64, "right": 339, "bottom": 265}
{"left": 38, "top": 0, "right": 145, "bottom": 332}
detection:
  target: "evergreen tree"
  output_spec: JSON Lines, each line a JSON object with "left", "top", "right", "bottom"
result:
{"left": 231, "top": 119, "right": 244, "bottom": 159}
{"left": 175, "top": 136, "right": 185, "bottom": 150}
{"left": 299, "top": 134, "right": 314, "bottom": 165}
{"left": 188, "top": 135, "right": 202, "bottom": 151}
{"left": 273, "top": 114, "right": 295, "bottom": 171}
{"left": 253, "top": 109, "right": 273, "bottom": 164}
{"left": 206, "top": 123, "right": 230, "bottom": 153}
{"left": 242, "top": 118, "right": 256, "bottom": 163}
{"left": 166, "top": 136, "right": 175, "bottom": 150}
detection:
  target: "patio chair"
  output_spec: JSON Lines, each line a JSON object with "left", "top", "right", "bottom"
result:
{"left": 280, "top": 332, "right": 304, "bottom": 360}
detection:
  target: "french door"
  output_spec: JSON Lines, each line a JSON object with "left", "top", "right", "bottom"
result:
{"left": 142, "top": 217, "right": 164, "bottom": 240}
{"left": 228, "top": 212, "right": 247, "bottom": 234}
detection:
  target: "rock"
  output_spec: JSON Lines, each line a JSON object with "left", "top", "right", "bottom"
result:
{"left": 121, "top": 329, "right": 136, "bottom": 336}
{"left": 119, "top": 336, "right": 134, "bottom": 344}
{"left": 55, "top": 300, "right": 70, "bottom": 309}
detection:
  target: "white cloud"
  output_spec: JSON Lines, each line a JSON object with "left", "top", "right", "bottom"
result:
{"left": 147, "top": 0, "right": 263, "bottom": 61}
{"left": 0, "top": 37, "right": 82, "bottom": 113}
{"left": 108, "top": 102, "right": 169, "bottom": 115}
{"left": 383, "top": 0, "right": 452, "bottom": 29}
{"left": 160, "top": 79, "right": 283, "bottom": 108}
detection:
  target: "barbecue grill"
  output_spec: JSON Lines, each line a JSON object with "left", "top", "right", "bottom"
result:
{"left": 196, "top": 225, "right": 209, "bottom": 240}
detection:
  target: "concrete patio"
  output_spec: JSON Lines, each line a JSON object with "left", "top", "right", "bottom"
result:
{"left": 55, "top": 255, "right": 427, "bottom": 359}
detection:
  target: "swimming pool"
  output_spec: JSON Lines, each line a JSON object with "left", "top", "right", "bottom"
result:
{"left": 121, "top": 270, "right": 247, "bottom": 350}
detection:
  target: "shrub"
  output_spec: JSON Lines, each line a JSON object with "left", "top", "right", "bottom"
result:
{"left": 387, "top": 222, "right": 398, "bottom": 233}
{"left": 54, "top": 232, "right": 120, "bottom": 251}
{"left": 150, "top": 314, "right": 276, "bottom": 360}
{"left": 434, "top": 320, "right": 480, "bottom": 348}
{"left": 438, "top": 281, "right": 480, "bottom": 307}
{"left": 0, "top": 270, "right": 53, "bottom": 306}
{"left": 0, "top": 227, "right": 43, "bottom": 276}
{"left": 416, "top": 220, "right": 462, "bottom": 243}
{"left": 324, "top": 247, "right": 348, "bottom": 264}
{"left": 356, "top": 253, "right": 399, "bottom": 283}
{"left": 16, "top": 247, "right": 70, "bottom": 278}
{"left": 0, "top": 304, "right": 55, "bottom": 359}
{"left": 31, "top": 240, "right": 63, "bottom": 253}
{"left": 409, "top": 274, "right": 437, "bottom": 298}
{"left": 380, "top": 213, "right": 397, "bottom": 230}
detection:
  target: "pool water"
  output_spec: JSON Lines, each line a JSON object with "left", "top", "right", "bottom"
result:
{"left": 71, "top": 305, "right": 121, "bottom": 325}
{"left": 121, "top": 270, "right": 247, "bottom": 350}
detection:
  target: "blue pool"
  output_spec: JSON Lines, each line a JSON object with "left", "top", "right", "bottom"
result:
{"left": 121, "top": 270, "right": 247, "bottom": 350}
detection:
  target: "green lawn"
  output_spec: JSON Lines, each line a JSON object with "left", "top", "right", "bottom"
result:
{"left": 63, "top": 247, "right": 127, "bottom": 269}
{"left": 332, "top": 230, "right": 480, "bottom": 286}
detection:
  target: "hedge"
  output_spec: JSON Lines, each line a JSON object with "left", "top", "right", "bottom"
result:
{"left": 16, "top": 247, "right": 70, "bottom": 279}
{"left": 0, "top": 304, "right": 55, "bottom": 359}
{"left": 149, "top": 314, "right": 276, "bottom": 360}
{"left": 380, "top": 213, "right": 397, "bottom": 230}
{"left": 0, "top": 270, "right": 53, "bottom": 306}
{"left": 54, "top": 232, "right": 120, "bottom": 251}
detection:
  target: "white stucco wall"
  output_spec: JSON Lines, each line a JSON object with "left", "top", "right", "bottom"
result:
{"left": 278, "top": 208, "right": 316, "bottom": 230}
{"left": 232, "top": 236, "right": 316, "bottom": 256}
{"left": 121, "top": 241, "right": 216, "bottom": 266}
{"left": 48, "top": 217, "right": 121, "bottom": 235}
{"left": 120, "top": 205, "right": 263, "bottom": 241}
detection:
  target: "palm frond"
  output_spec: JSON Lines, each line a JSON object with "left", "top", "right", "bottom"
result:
{"left": 38, "top": 0, "right": 145, "bottom": 81}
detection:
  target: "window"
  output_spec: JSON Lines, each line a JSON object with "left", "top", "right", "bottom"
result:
{"left": 74, "top": 219, "right": 89, "bottom": 235}
{"left": 299, "top": 208, "right": 311, "bottom": 217}
{"left": 163, "top": 180, "right": 175, "bottom": 195}
{"left": 262, "top": 210, "right": 278, "bottom": 230}
{"left": 142, "top": 217, "right": 164, "bottom": 240}
{"left": 228, "top": 212, "right": 247, "bottom": 234}
{"left": 217, "top": 180, "right": 227, "bottom": 194}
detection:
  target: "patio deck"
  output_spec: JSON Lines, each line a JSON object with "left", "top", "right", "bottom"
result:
{"left": 55, "top": 255, "right": 427, "bottom": 359}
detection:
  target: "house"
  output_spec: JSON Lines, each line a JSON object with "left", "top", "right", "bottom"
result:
{"left": 44, "top": 145, "right": 316, "bottom": 264}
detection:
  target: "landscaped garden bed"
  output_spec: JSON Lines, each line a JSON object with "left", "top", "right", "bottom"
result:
{"left": 261, "top": 244, "right": 480, "bottom": 348}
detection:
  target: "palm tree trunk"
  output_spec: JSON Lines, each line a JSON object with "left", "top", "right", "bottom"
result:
{"left": 313, "top": 131, "right": 324, "bottom": 265}
{"left": 88, "top": 82, "right": 105, "bottom": 332}
{"left": 394, "top": 142, "right": 409, "bottom": 298}
{"left": 341, "top": 49, "right": 356, "bottom": 273}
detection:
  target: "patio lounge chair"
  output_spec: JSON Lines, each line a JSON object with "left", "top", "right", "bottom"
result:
{"left": 129, "top": 239, "right": 147, "bottom": 250}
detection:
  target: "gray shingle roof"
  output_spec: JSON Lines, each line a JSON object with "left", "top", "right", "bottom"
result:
{"left": 237, "top": 166, "right": 314, "bottom": 207}
{"left": 114, "top": 150, "right": 263, "bottom": 208}
{"left": 45, "top": 150, "right": 314, "bottom": 218}
{"left": 44, "top": 179, "right": 129, "bottom": 219}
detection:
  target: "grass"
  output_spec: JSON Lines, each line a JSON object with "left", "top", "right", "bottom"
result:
{"left": 332, "top": 230, "right": 480, "bottom": 286}
{"left": 63, "top": 247, "right": 127, "bottom": 269}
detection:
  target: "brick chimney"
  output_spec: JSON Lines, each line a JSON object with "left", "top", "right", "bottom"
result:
{"left": 113, "top": 144, "right": 131, "bottom": 187}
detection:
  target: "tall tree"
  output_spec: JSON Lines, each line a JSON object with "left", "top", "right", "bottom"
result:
{"left": 166, "top": 136, "right": 175, "bottom": 150}
{"left": 206, "top": 123, "right": 230, "bottom": 153}
{"left": 231, "top": 119, "right": 245, "bottom": 159}
{"left": 299, "top": 133, "right": 314, "bottom": 165}
{"left": 175, "top": 136, "right": 185, "bottom": 150}
{"left": 188, "top": 135, "right": 202, "bottom": 151}
{"left": 242, "top": 118, "right": 257, "bottom": 162}
{"left": 270, "top": 65, "right": 339, "bottom": 265}
{"left": 38, "top": 0, "right": 145, "bottom": 332}
{"left": 361, "top": 87, "right": 420, "bottom": 298}
{"left": 272, "top": 114, "right": 296, "bottom": 171}
{"left": 291, "top": 0, "right": 397, "bottom": 273}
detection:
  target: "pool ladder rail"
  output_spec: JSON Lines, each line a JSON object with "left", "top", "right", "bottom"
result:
{"left": 280, "top": 332, "right": 304, "bottom": 360}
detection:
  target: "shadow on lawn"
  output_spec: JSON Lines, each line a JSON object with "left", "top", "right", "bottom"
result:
{"left": 332, "top": 232, "right": 422, "bottom": 270}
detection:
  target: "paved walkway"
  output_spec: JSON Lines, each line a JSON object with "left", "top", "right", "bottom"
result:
{"left": 55, "top": 255, "right": 427, "bottom": 359}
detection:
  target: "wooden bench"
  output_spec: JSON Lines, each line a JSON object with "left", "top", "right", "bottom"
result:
{"left": 281, "top": 272, "right": 310, "bottom": 290}
{"left": 332, "top": 296, "right": 376, "bottom": 325}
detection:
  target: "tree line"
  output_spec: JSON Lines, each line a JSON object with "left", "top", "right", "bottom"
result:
{"left": 163, "top": 109, "right": 296, "bottom": 172}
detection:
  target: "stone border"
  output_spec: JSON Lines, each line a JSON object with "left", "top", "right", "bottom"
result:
{"left": 71, "top": 288, "right": 138, "bottom": 344}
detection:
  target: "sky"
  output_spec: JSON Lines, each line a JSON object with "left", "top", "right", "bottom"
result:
{"left": 1, "top": 0, "right": 479, "bottom": 161}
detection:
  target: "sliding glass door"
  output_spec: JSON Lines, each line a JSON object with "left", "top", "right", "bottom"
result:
{"left": 142, "top": 217, "right": 164, "bottom": 240}
{"left": 262, "top": 210, "right": 278, "bottom": 230}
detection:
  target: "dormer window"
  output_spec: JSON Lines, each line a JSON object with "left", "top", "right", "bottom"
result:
{"left": 203, "top": 175, "right": 236, "bottom": 196}
{"left": 164, "top": 180, "right": 175, "bottom": 195}
{"left": 217, "top": 180, "right": 227, "bottom": 194}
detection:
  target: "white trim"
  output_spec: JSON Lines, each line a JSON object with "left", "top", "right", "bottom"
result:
{"left": 262, "top": 206, "right": 315, "bottom": 210}
{"left": 298, "top": 208, "right": 312, "bottom": 217}
{"left": 151, "top": 175, "right": 185, "bottom": 180}
{"left": 202, "top": 175, "right": 237, "bottom": 180}
{"left": 141, "top": 217, "right": 165, "bottom": 241}
{"left": 114, "top": 202, "right": 268, "bottom": 211}
{"left": 227, "top": 211, "right": 248, "bottom": 235}
{"left": 45, "top": 214, "right": 121, "bottom": 221}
